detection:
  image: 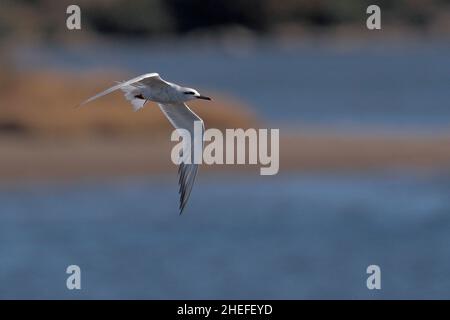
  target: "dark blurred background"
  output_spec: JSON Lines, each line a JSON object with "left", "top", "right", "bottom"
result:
{"left": 1, "top": 0, "right": 450, "bottom": 40}
{"left": 1, "top": 0, "right": 450, "bottom": 299}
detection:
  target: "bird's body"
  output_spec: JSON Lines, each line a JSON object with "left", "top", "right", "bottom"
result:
{"left": 79, "top": 73, "right": 212, "bottom": 214}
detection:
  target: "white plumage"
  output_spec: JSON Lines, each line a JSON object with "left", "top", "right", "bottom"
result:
{"left": 80, "top": 73, "right": 212, "bottom": 214}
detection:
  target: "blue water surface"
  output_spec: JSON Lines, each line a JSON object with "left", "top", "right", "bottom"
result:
{"left": 1, "top": 173, "right": 450, "bottom": 299}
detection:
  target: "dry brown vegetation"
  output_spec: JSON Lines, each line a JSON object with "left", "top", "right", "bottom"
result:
{"left": 0, "top": 70, "right": 260, "bottom": 140}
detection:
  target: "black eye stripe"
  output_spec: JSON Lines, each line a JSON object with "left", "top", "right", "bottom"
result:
{"left": 184, "top": 91, "right": 195, "bottom": 95}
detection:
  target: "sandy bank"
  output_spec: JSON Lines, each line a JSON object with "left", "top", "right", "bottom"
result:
{"left": 1, "top": 132, "right": 450, "bottom": 183}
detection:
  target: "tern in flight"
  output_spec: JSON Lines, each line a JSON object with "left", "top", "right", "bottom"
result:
{"left": 79, "top": 73, "right": 212, "bottom": 214}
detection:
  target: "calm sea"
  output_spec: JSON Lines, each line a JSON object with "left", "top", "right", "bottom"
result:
{"left": 1, "top": 173, "right": 450, "bottom": 299}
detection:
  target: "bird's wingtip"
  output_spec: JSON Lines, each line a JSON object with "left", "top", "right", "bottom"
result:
{"left": 75, "top": 98, "right": 92, "bottom": 109}
{"left": 179, "top": 201, "right": 187, "bottom": 215}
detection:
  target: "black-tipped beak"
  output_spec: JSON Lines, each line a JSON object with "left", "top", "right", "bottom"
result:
{"left": 197, "top": 95, "right": 212, "bottom": 101}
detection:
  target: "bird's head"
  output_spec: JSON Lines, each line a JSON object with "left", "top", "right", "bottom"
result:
{"left": 182, "top": 88, "right": 212, "bottom": 101}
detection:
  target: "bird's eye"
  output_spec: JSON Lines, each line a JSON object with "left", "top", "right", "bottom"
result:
{"left": 184, "top": 91, "right": 195, "bottom": 95}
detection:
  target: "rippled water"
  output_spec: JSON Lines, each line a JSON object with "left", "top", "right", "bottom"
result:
{"left": 1, "top": 173, "right": 450, "bottom": 299}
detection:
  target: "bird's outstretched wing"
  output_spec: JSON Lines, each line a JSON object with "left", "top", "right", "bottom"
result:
{"left": 79, "top": 73, "right": 169, "bottom": 108}
{"left": 158, "top": 102, "right": 204, "bottom": 214}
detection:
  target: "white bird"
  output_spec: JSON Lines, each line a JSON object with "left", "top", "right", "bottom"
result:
{"left": 79, "top": 73, "right": 212, "bottom": 214}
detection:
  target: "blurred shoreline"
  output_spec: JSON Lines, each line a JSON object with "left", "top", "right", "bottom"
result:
{"left": 1, "top": 132, "right": 450, "bottom": 183}
{"left": 1, "top": 68, "right": 450, "bottom": 183}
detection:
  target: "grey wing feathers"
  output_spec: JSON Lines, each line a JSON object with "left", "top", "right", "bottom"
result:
{"left": 158, "top": 102, "right": 204, "bottom": 214}
{"left": 178, "top": 162, "right": 199, "bottom": 213}
{"left": 79, "top": 73, "right": 162, "bottom": 106}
